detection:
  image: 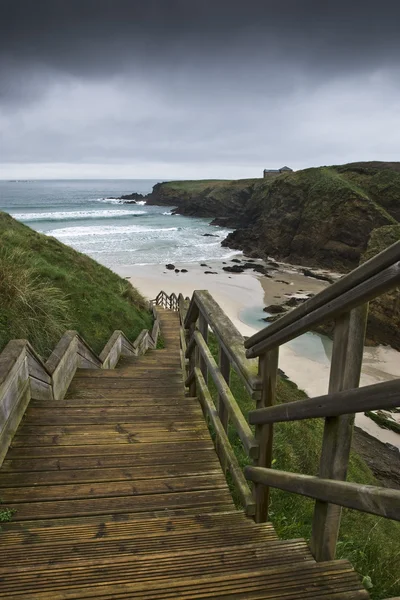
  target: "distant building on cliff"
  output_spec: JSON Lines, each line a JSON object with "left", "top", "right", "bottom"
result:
{"left": 263, "top": 166, "right": 293, "bottom": 178}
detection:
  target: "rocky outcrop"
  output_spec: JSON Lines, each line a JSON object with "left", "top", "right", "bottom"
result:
{"left": 146, "top": 162, "right": 400, "bottom": 273}
{"left": 361, "top": 224, "right": 400, "bottom": 350}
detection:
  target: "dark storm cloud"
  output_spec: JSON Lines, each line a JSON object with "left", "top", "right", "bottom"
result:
{"left": 0, "top": 0, "right": 399, "bottom": 177}
{"left": 2, "top": 0, "right": 400, "bottom": 81}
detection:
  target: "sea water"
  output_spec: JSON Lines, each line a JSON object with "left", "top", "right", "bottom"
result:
{"left": 0, "top": 179, "right": 237, "bottom": 267}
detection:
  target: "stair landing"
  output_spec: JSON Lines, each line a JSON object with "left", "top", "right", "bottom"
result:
{"left": 0, "top": 308, "right": 368, "bottom": 598}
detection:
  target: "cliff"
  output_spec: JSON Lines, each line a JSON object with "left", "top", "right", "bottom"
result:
{"left": 362, "top": 224, "right": 400, "bottom": 350}
{"left": 147, "top": 162, "right": 400, "bottom": 272}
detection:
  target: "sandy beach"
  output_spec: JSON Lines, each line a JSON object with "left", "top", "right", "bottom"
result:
{"left": 116, "top": 258, "right": 400, "bottom": 449}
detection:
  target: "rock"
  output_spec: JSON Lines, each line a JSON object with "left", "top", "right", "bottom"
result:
{"left": 166, "top": 264, "right": 175, "bottom": 270}
{"left": 118, "top": 192, "right": 146, "bottom": 202}
{"left": 175, "top": 269, "right": 180, "bottom": 273}
{"left": 285, "top": 296, "right": 307, "bottom": 307}
{"left": 222, "top": 262, "right": 227, "bottom": 264}
{"left": 222, "top": 265, "right": 244, "bottom": 273}
{"left": 264, "top": 304, "right": 288, "bottom": 314}
{"left": 302, "top": 268, "right": 334, "bottom": 283}
{"left": 200, "top": 263, "right": 208, "bottom": 267}
{"left": 202, "top": 233, "right": 218, "bottom": 237}
{"left": 181, "top": 269, "right": 188, "bottom": 273}
{"left": 231, "top": 258, "right": 242, "bottom": 263}
{"left": 268, "top": 260, "right": 280, "bottom": 268}
{"left": 275, "top": 279, "right": 290, "bottom": 285}
{"left": 262, "top": 315, "right": 281, "bottom": 323}
{"left": 204, "top": 271, "right": 218, "bottom": 274}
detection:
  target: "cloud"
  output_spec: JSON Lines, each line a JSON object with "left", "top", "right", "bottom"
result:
{"left": 0, "top": 1, "right": 399, "bottom": 177}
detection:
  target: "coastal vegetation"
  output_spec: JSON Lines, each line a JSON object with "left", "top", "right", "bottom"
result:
{"left": 147, "top": 162, "right": 400, "bottom": 349}
{"left": 147, "top": 161, "right": 400, "bottom": 272}
{"left": 0, "top": 212, "right": 152, "bottom": 358}
{"left": 207, "top": 335, "right": 400, "bottom": 599}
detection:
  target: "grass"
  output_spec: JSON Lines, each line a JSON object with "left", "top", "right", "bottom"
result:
{"left": 206, "top": 334, "right": 400, "bottom": 599}
{"left": 0, "top": 502, "right": 16, "bottom": 530}
{"left": 0, "top": 212, "right": 153, "bottom": 358}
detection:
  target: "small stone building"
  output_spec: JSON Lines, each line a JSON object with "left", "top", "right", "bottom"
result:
{"left": 263, "top": 166, "right": 293, "bottom": 178}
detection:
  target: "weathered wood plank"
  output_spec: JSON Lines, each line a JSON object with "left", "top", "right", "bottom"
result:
{"left": 245, "top": 466, "right": 400, "bottom": 521}
{"left": 254, "top": 348, "right": 279, "bottom": 523}
{"left": 245, "top": 239, "right": 400, "bottom": 351}
{"left": 246, "top": 262, "right": 400, "bottom": 357}
{"left": 311, "top": 305, "right": 368, "bottom": 562}
{"left": 248, "top": 378, "right": 400, "bottom": 425}
{"left": 45, "top": 331, "right": 78, "bottom": 400}
{"left": 185, "top": 291, "right": 261, "bottom": 397}
{"left": 195, "top": 368, "right": 255, "bottom": 515}
{"left": 192, "top": 331, "right": 258, "bottom": 458}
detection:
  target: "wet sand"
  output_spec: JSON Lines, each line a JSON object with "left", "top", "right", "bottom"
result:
{"left": 115, "top": 259, "right": 400, "bottom": 450}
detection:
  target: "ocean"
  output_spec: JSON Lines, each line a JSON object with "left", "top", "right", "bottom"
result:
{"left": 0, "top": 179, "right": 237, "bottom": 267}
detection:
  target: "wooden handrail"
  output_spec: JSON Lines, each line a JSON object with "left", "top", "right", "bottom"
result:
{"left": 248, "top": 379, "right": 400, "bottom": 424}
{"left": 246, "top": 261, "right": 400, "bottom": 358}
{"left": 0, "top": 309, "right": 161, "bottom": 465}
{"left": 186, "top": 331, "right": 258, "bottom": 458}
{"left": 244, "top": 466, "right": 400, "bottom": 521}
{"left": 185, "top": 290, "right": 261, "bottom": 396}
{"left": 245, "top": 240, "right": 400, "bottom": 354}
{"left": 195, "top": 367, "right": 255, "bottom": 516}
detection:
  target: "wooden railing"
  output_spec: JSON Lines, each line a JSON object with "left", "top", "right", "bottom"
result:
{"left": 154, "top": 240, "right": 400, "bottom": 563}
{"left": 0, "top": 306, "right": 161, "bottom": 467}
{"left": 152, "top": 290, "right": 180, "bottom": 311}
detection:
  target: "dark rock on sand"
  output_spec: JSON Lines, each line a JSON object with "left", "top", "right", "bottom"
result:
{"left": 204, "top": 271, "right": 218, "bottom": 274}
{"left": 166, "top": 264, "right": 175, "bottom": 270}
{"left": 302, "top": 268, "right": 335, "bottom": 283}
{"left": 223, "top": 265, "right": 244, "bottom": 273}
{"left": 264, "top": 304, "right": 288, "bottom": 314}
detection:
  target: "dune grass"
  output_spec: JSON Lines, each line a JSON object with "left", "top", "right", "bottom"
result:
{"left": 0, "top": 212, "right": 152, "bottom": 358}
{"left": 206, "top": 335, "right": 400, "bottom": 599}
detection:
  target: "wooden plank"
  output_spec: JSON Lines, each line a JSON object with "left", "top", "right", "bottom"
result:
{"left": 198, "top": 313, "right": 208, "bottom": 382}
{"left": 192, "top": 331, "right": 258, "bottom": 458}
{"left": 45, "top": 331, "right": 78, "bottom": 400}
{"left": 1, "top": 449, "right": 218, "bottom": 472}
{"left": 311, "top": 305, "right": 368, "bottom": 562}
{"left": 7, "top": 440, "right": 215, "bottom": 458}
{"left": 11, "top": 430, "right": 211, "bottom": 446}
{"left": 254, "top": 347, "right": 279, "bottom": 523}
{"left": 185, "top": 291, "right": 261, "bottom": 397}
{"left": 245, "top": 239, "right": 400, "bottom": 351}
{"left": 245, "top": 466, "right": 400, "bottom": 521}
{"left": 0, "top": 462, "right": 222, "bottom": 486}
{"left": 99, "top": 331, "right": 122, "bottom": 368}
{"left": 7, "top": 488, "right": 234, "bottom": 520}
{"left": 248, "top": 378, "right": 400, "bottom": 425}
{"left": 195, "top": 368, "right": 255, "bottom": 516}
{"left": 217, "top": 345, "right": 230, "bottom": 471}
{"left": 1, "top": 474, "right": 228, "bottom": 503}
{"left": 246, "top": 262, "right": 400, "bottom": 357}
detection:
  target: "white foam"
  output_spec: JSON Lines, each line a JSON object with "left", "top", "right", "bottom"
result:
{"left": 12, "top": 209, "right": 147, "bottom": 221}
{"left": 46, "top": 225, "right": 179, "bottom": 238}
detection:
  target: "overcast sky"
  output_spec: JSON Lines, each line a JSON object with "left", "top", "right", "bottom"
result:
{"left": 0, "top": 0, "right": 399, "bottom": 179}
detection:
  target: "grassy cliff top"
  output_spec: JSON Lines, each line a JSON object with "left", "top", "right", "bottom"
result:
{"left": 0, "top": 212, "right": 152, "bottom": 358}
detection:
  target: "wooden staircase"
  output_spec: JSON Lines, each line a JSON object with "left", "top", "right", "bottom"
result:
{"left": 0, "top": 308, "right": 369, "bottom": 598}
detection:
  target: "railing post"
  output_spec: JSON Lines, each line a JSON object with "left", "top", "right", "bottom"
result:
{"left": 310, "top": 303, "right": 369, "bottom": 561}
{"left": 217, "top": 345, "right": 230, "bottom": 472}
{"left": 254, "top": 347, "right": 279, "bottom": 523}
{"left": 198, "top": 312, "right": 208, "bottom": 382}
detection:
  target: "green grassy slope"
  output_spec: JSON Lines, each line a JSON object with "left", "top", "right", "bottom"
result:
{"left": 148, "top": 162, "right": 400, "bottom": 271}
{"left": 207, "top": 336, "right": 400, "bottom": 599}
{"left": 0, "top": 212, "right": 152, "bottom": 358}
